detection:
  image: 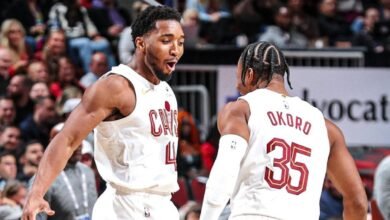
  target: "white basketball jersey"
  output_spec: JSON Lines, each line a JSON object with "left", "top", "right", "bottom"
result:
{"left": 94, "top": 64, "right": 179, "bottom": 194}
{"left": 230, "top": 89, "right": 330, "bottom": 220}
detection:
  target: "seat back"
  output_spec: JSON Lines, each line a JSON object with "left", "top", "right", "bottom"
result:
{"left": 172, "top": 177, "right": 190, "bottom": 208}
{"left": 191, "top": 177, "right": 207, "bottom": 204}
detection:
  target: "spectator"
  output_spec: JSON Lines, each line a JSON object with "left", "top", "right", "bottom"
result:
{"left": 0, "top": 126, "right": 22, "bottom": 155}
{"left": 375, "top": 0, "right": 390, "bottom": 50}
{"left": 88, "top": 0, "right": 131, "bottom": 41}
{"left": 0, "top": 203, "right": 22, "bottom": 220}
{"left": 379, "top": 0, "right": 390, "bottom": 21}
{"left": 0, "top": 151, "right": 17, "bottom": 191}
{"left": 6, "top": 74, "right": 34, "bottom": 125}
{"left": 80, "top": 137, "right": 104, "bottom": 195}
{"left": 373, "top": 155, "right": 390, "bottom": 220}
{"left": 0, "top": 97, "right": 16, "bottom": 127}
{"left": 317, "top": 0, "right": 353, "bottom": 47}
{"left": 337, "top": 0, "right": 364, "bottom": 23}
{"left": 16, "top": 140, "right": 44, "bottom": 184}
{"left": 259, "top": 5, "right": 308, "bottom": 48}
{"left": 61, "top": 98, "right": 81, "bottom": 118}
{"left": 287, "top": 0, "right": 320, "bottom": 43}
{"left": 60, "top": 97, "right": 95, "bottom": 153}
{"left": 26, "top": 60, "right": 50, "bottom": 84}
{"left": 117, "top": 0, "right": 150, "bottom": 64}
{"left": 29, "top": 82, "right": 51, "bottom": 102}
{"left": 2, "top": 179, "right": 27, "bottom": 208}
{"left": 182, "top": 9, "right": 202, "bottom": 48}
{"left": 5, "top": 0, "right": 48, "bottom": 52}
{"left": 0, "top": 180, "right": 23, "bottom": 220}
{"left": 200, "top": 119, "right": 220, "bottom": 176}
{"left": 117, "top": 25, "right": 135, "bottom": 64}
{"left": 49, "top": 56, "right": 84, "bottom": 99}
{"left": 352, "top": 7, "right": 385, "bottom": 53}
{"left": 55, "top": 87, "right": 83, "bottom": 118}
{"left": 233, "top": 0, "right": 281, "bottom": 43}
{"left": 186, "top": 0, "right": 235, "bottom": 44}
{"left": 35, "top": 29, "right": 68, "bottom": 82}
{"left": 34, "top": 122, "right": 98, "bottom": 220}
{"left": 48, "top": 0, "right": 116, "bottom": 72}
{"left": 20, "top": 96, "right": 58, "bottom": 147}
{"left": 177, "top": 110, "right": 202, "bottom": 179}
{"left": 80, "top": 52, "right": 108, "bottom": 88}
{"left": 0, "top": 48, "right": 15, "bottom": 96}
{"left": 80, "top": 140, "right": 93, "bottom": 168}
{"left": 0, "top": 19, "right": 31, "bottom": 75}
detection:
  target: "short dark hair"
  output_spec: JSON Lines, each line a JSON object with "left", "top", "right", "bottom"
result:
{"left": 239, "top": 41, "right": 292, "bottom": 89}
{"left": 131, "top": 6, "right": 181, "bottom": 46}
{"left": 0, "top": 150, "right": 16, "bottom": 162}
{"left": 17, "top": 139, "right": 42, "bottom": 158}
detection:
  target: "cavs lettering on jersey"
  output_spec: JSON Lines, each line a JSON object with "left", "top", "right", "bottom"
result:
{"left": 231, "top": 89, "right": 330, "bottom": 220}
{"left": 94, "top": 64, "right": 179, "bottom": 194}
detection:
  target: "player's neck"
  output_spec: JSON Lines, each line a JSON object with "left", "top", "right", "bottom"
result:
{"left": 263, "top": 79, "right": 288, "bottom": 96}
{"left": 128, "top": 55, "right": 160, "bottom": 85}
{"left": 254, "top": 75, "right": 288, "bottom": 95}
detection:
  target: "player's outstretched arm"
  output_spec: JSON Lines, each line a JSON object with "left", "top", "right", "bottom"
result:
{"left": 200, "top": 100, "right": 250, "bottom": 220}
{"left": 325, "top": 119, "right": 368, "bottom": 220}
{"left": 22, "top": 74, "right": 135, "bottom": 220}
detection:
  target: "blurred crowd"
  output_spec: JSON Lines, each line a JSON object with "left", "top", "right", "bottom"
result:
{"left": 178, "top": 0, "right": 390, "bottom": 53}
{"left": 0, "top": 0, "right": 389, "bottom": 219}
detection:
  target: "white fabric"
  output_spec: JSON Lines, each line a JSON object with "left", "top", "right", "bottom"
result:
{"left": 228, "top": 89, "right": 330, "bottom": 220}
{"left": 92, "top": 186, "right": 179, "bottom": 220}
{"left": 62, "top": 98, "right": 81, "bottom": 114}
{"left": 229, "top": 215, "right": 279, "bottom": 220}
{"left": 94, "top": 64, "right": 179, "bottom": 193}
{"left": 93, "top": 64, "right": 179, "bottom": 218}
{"left": 200, "top": 135, "right": 248, "bottom": 220}
{"left": 48, "top": 3, "right": 98, "bottom": 38}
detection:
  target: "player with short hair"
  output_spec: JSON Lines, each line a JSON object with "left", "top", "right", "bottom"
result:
{"left": 22, "top": 6, "right": 185, "bottom": 220}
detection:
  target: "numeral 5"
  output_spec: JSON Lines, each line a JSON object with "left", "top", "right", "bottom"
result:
{"left": 264, "top": 138, "right": 311, "bottom": 195}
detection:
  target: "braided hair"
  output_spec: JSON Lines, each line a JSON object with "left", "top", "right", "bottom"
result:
{"left": 239, "top": 41, "right": 292, "bottom": 89}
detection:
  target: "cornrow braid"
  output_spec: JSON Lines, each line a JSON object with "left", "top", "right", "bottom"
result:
{"left": 239, "top": 41, "right": 292, "bottom": 89}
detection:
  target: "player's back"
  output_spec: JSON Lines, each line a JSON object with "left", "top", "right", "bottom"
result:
{"left": 230, "top": 89, "right": 330, "bottom": 220}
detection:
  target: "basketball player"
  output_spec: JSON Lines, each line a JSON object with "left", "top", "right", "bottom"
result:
{"left": 22, "top": 6, "right": 184, "bottom": 220}
{"left": 200, "top": 42, "right": 368, "bottom": 220}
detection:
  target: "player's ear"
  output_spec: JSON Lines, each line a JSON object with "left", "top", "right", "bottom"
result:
{"left": 135, "top": 37, "right": 146, "bottom": 52}
{"left": 246, "top": 67, "right": 255, "bottom": 85}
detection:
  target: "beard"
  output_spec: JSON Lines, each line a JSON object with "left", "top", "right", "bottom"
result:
{"left": 28, "top": 159, "right": 40, "bottom": 167}
{"left": 8, "top": 92, "right": 22, "bottom": 100}
{"left": 155, "top": 70, "right": 172, "bottom": 82}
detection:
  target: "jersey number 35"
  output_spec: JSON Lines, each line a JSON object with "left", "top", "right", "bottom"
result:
{"left": 264, "top": 138, "right": 312, "bottom": 195}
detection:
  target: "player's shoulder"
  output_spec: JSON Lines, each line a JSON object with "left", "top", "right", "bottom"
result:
{"left": 81, "top": 73, "right": 135, "bottom": 111}
{"left": 324, "top": 118, "right": 344, "bottom": 146}
{"left": 87, "top": 73, "right": 133, "bottom": 96}
{"left": 325, "top": 119, "right": 341, "bottom": 133}
{"left": 222, "top": 99, "right": 249, "bottom": 113}
{"left": 219, "top": 99, "right": 250, "bottom": 121}
{"left": 100, "top": 73, "right": 132, "bottom": 87}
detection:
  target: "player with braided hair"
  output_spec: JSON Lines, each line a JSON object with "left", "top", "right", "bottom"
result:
{"left": 200, "top": 41, "right": 367, "bottom": 220}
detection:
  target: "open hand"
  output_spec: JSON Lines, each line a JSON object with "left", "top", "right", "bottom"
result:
{"left": 22, "top": 196, "right": 55, "bottom": 220}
